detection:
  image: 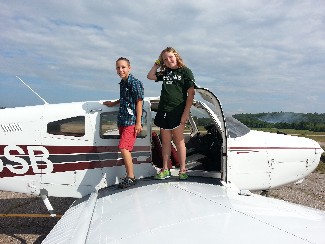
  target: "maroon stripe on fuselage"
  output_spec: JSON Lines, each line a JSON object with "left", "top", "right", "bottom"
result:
{"left": 53, "top": 159, "right": 125, "bottom": 172}
{"left": 0, "top": 145, "right": 150, "bottom": 155}
{"left": 0, "top": 156, "right": 152, "bottom": 178}
{"left": 0, "top": 145, "right": 152, "bottom": 178}
{"left": 54, "top": 157, "right": 152, "bottom": 172}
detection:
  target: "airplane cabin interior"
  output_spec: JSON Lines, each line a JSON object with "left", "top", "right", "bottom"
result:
{"left": 150, "top": 100, "right": 223, "bottom": 176}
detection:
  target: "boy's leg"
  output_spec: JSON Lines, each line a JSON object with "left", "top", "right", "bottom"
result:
{"left": 118, "top": 125, "right": 137, "bottom": 178}
{"left": 120, "top": 148, "right": 134, "bottom": 178}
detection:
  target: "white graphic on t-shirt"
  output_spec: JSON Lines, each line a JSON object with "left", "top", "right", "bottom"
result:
{"left": 163, "top": 72, "right": 182, "bottom": 84}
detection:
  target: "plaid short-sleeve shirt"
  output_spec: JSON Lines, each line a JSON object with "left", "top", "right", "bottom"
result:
{"left": 117, "top": 74, "right": 144, "bottom": 126}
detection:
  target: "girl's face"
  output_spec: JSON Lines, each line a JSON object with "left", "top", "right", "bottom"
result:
{"left": 162, "top": 51, "right": 177, "bottom": 69}
{"left": 116, "top": 60, "right": 130, "bottom": 80}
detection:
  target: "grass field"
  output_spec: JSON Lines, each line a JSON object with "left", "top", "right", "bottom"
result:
{"left": 253, "top": 128, "right": 325, "bottom": 141}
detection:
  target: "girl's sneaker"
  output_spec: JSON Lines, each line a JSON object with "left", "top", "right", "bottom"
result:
{"left": 154, "top": 169, "right": 171, "bottom": 180}
{"left": 179, "top": 170, "right": 188, "bottom": 180}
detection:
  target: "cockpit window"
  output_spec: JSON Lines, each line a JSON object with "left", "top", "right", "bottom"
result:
{"left": 100, "top": 111, "right": 148, "bottom": 139}
{"left": 226, "top": 116, "right": 250, "bottom": 138}
{"left": 47, "top": 116, "right": 85, "bottom": 137}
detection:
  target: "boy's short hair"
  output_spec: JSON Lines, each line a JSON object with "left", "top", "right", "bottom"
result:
{"left": 116, "top": 57, "right": 130, "bottom": 65}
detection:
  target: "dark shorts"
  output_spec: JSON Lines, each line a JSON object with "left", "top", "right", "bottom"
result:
{"left": 154, "top": 110, "right": 182, "bottom": 130}
{"left": 118, "top": 125, "right": 136, "bottom": 151}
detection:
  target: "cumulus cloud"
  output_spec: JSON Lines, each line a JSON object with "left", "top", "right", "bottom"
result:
{"left": 0, "top": 0, "right": 324, "bottom": 113}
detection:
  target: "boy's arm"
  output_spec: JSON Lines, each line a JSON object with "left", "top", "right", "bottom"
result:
{"left": 135, "top": 98, "right": 143, "bottom": 134}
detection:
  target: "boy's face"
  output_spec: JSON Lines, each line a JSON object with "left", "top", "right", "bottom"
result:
{"left": 162, "top": 51, "right": 177, "bottom": 69}
{"left": 116, "top": 60, "right": 131, "bottom": 80}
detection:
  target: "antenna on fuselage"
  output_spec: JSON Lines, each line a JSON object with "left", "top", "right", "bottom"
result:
{"left": 16, "top": 76, "right": 49, "bottom": 105}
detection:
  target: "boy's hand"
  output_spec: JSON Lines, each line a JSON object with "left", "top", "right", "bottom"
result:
{"left": 135, "top": 123, "right": 142, "bottom": 135}
{"left": 103, "top": 101, "right": 115, "bottom": 106}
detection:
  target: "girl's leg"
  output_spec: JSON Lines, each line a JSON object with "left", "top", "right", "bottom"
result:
{"left": 172, "top": 124, "right": 186, "bottom": 171}
{"left": 160, "top": 128, "right": 172, "bottom": 169}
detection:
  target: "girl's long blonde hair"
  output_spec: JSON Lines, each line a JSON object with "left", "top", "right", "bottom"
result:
{"left": 157, "top": 47, "right": 185, "bottom": 72}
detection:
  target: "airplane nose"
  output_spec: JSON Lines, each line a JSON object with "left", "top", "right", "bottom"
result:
{"left": 314, "top": 140, "right": 324, "bottom": 153}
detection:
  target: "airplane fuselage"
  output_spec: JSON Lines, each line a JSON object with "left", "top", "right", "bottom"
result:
{"left": 0, "top": 89, "right": 323, "bottom": 198}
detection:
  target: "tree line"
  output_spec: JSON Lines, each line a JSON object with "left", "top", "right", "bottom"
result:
{"left": 233, "top": 112, "right": 325, "bottom": 132}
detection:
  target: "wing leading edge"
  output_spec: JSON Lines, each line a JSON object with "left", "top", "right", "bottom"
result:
{"left": 43, "top": 178, "right": 325, "bottom": 244}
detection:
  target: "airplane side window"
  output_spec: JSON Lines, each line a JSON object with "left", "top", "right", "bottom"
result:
{"left": 47, "top": 116, "right": 85, "bottom": 137}
{"left": 100, "top": 111, "right": 147, "bottom": 139}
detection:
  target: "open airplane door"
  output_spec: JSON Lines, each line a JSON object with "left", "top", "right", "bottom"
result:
{"left": 90, "top": 100, "right": 155, "bottom": 187}
{"left": 194, "top": 87, "right": 227, "bottom": 181}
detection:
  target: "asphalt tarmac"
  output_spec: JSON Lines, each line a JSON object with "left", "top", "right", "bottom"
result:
{"left": 0, "top": 193, "right": 74, "bottom": 243}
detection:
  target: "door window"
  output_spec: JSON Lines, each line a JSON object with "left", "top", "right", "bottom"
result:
{"left": 100, "top": 111, "right": 147, "bottom": 139}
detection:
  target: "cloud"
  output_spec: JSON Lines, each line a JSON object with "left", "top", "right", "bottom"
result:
{"left": 0, "top": 0, "right": 324, "bottom": 113}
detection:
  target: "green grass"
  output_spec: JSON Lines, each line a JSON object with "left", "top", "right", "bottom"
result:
{"left": 305, "top": 136, "right": 325, "bottom": 142}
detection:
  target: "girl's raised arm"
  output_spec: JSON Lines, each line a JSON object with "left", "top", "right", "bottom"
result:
{"left": 147, "top": 61, "right": 160, "bottom": 80}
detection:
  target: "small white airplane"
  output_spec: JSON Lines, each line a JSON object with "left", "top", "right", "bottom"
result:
{"left": 0, "top": 83, "right": 324, "bottom": 243}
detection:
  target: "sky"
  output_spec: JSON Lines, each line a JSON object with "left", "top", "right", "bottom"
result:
{"left": 0, "top": 0, "right": 324, "bottom": 115}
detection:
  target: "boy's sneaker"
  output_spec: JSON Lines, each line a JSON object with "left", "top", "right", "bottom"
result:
{"left": 118, "top": 177, "right": 136, "bottom": 189}
{"left": 154, "top": 169, "right": 171, "bottom": 180}
{"left": 179, "top": 171, "right": 188, "bottom": 180}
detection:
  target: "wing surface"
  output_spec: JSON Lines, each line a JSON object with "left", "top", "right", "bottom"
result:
{"left": 43, "top": 178, "right": 325, "bottom": 244}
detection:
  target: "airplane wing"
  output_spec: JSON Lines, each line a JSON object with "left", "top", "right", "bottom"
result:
{"left": 42, "top": 177, "right": 325, "bottom": 244}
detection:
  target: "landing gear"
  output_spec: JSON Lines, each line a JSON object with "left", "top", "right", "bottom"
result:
{"left": 40, "top": 189, "right": 56, "bottom": 217}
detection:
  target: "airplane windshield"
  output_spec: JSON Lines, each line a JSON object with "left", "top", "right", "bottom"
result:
{"left": 226, "top": 116, "right": 250, "bottom": 138}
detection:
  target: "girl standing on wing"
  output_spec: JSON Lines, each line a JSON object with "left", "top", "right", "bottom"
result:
{"left": 147, "top": 47, "right": 195, "bottom": 180}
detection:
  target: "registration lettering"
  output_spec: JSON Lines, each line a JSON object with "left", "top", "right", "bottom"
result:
{"left": 0, "top": 145, "right": 54, "bottom": 174}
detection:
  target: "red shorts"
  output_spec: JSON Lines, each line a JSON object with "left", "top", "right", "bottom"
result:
{"left": 118, "top": 125, "right": 136, "bottom": 151}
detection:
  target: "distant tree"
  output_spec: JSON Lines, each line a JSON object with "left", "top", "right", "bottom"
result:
{"left": 233, "top": 112, "right": 325, "bottom": 132}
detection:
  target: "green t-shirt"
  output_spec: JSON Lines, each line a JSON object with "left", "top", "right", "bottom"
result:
{"left": 156, "top": 67, "right": 195, "bottom": 112}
